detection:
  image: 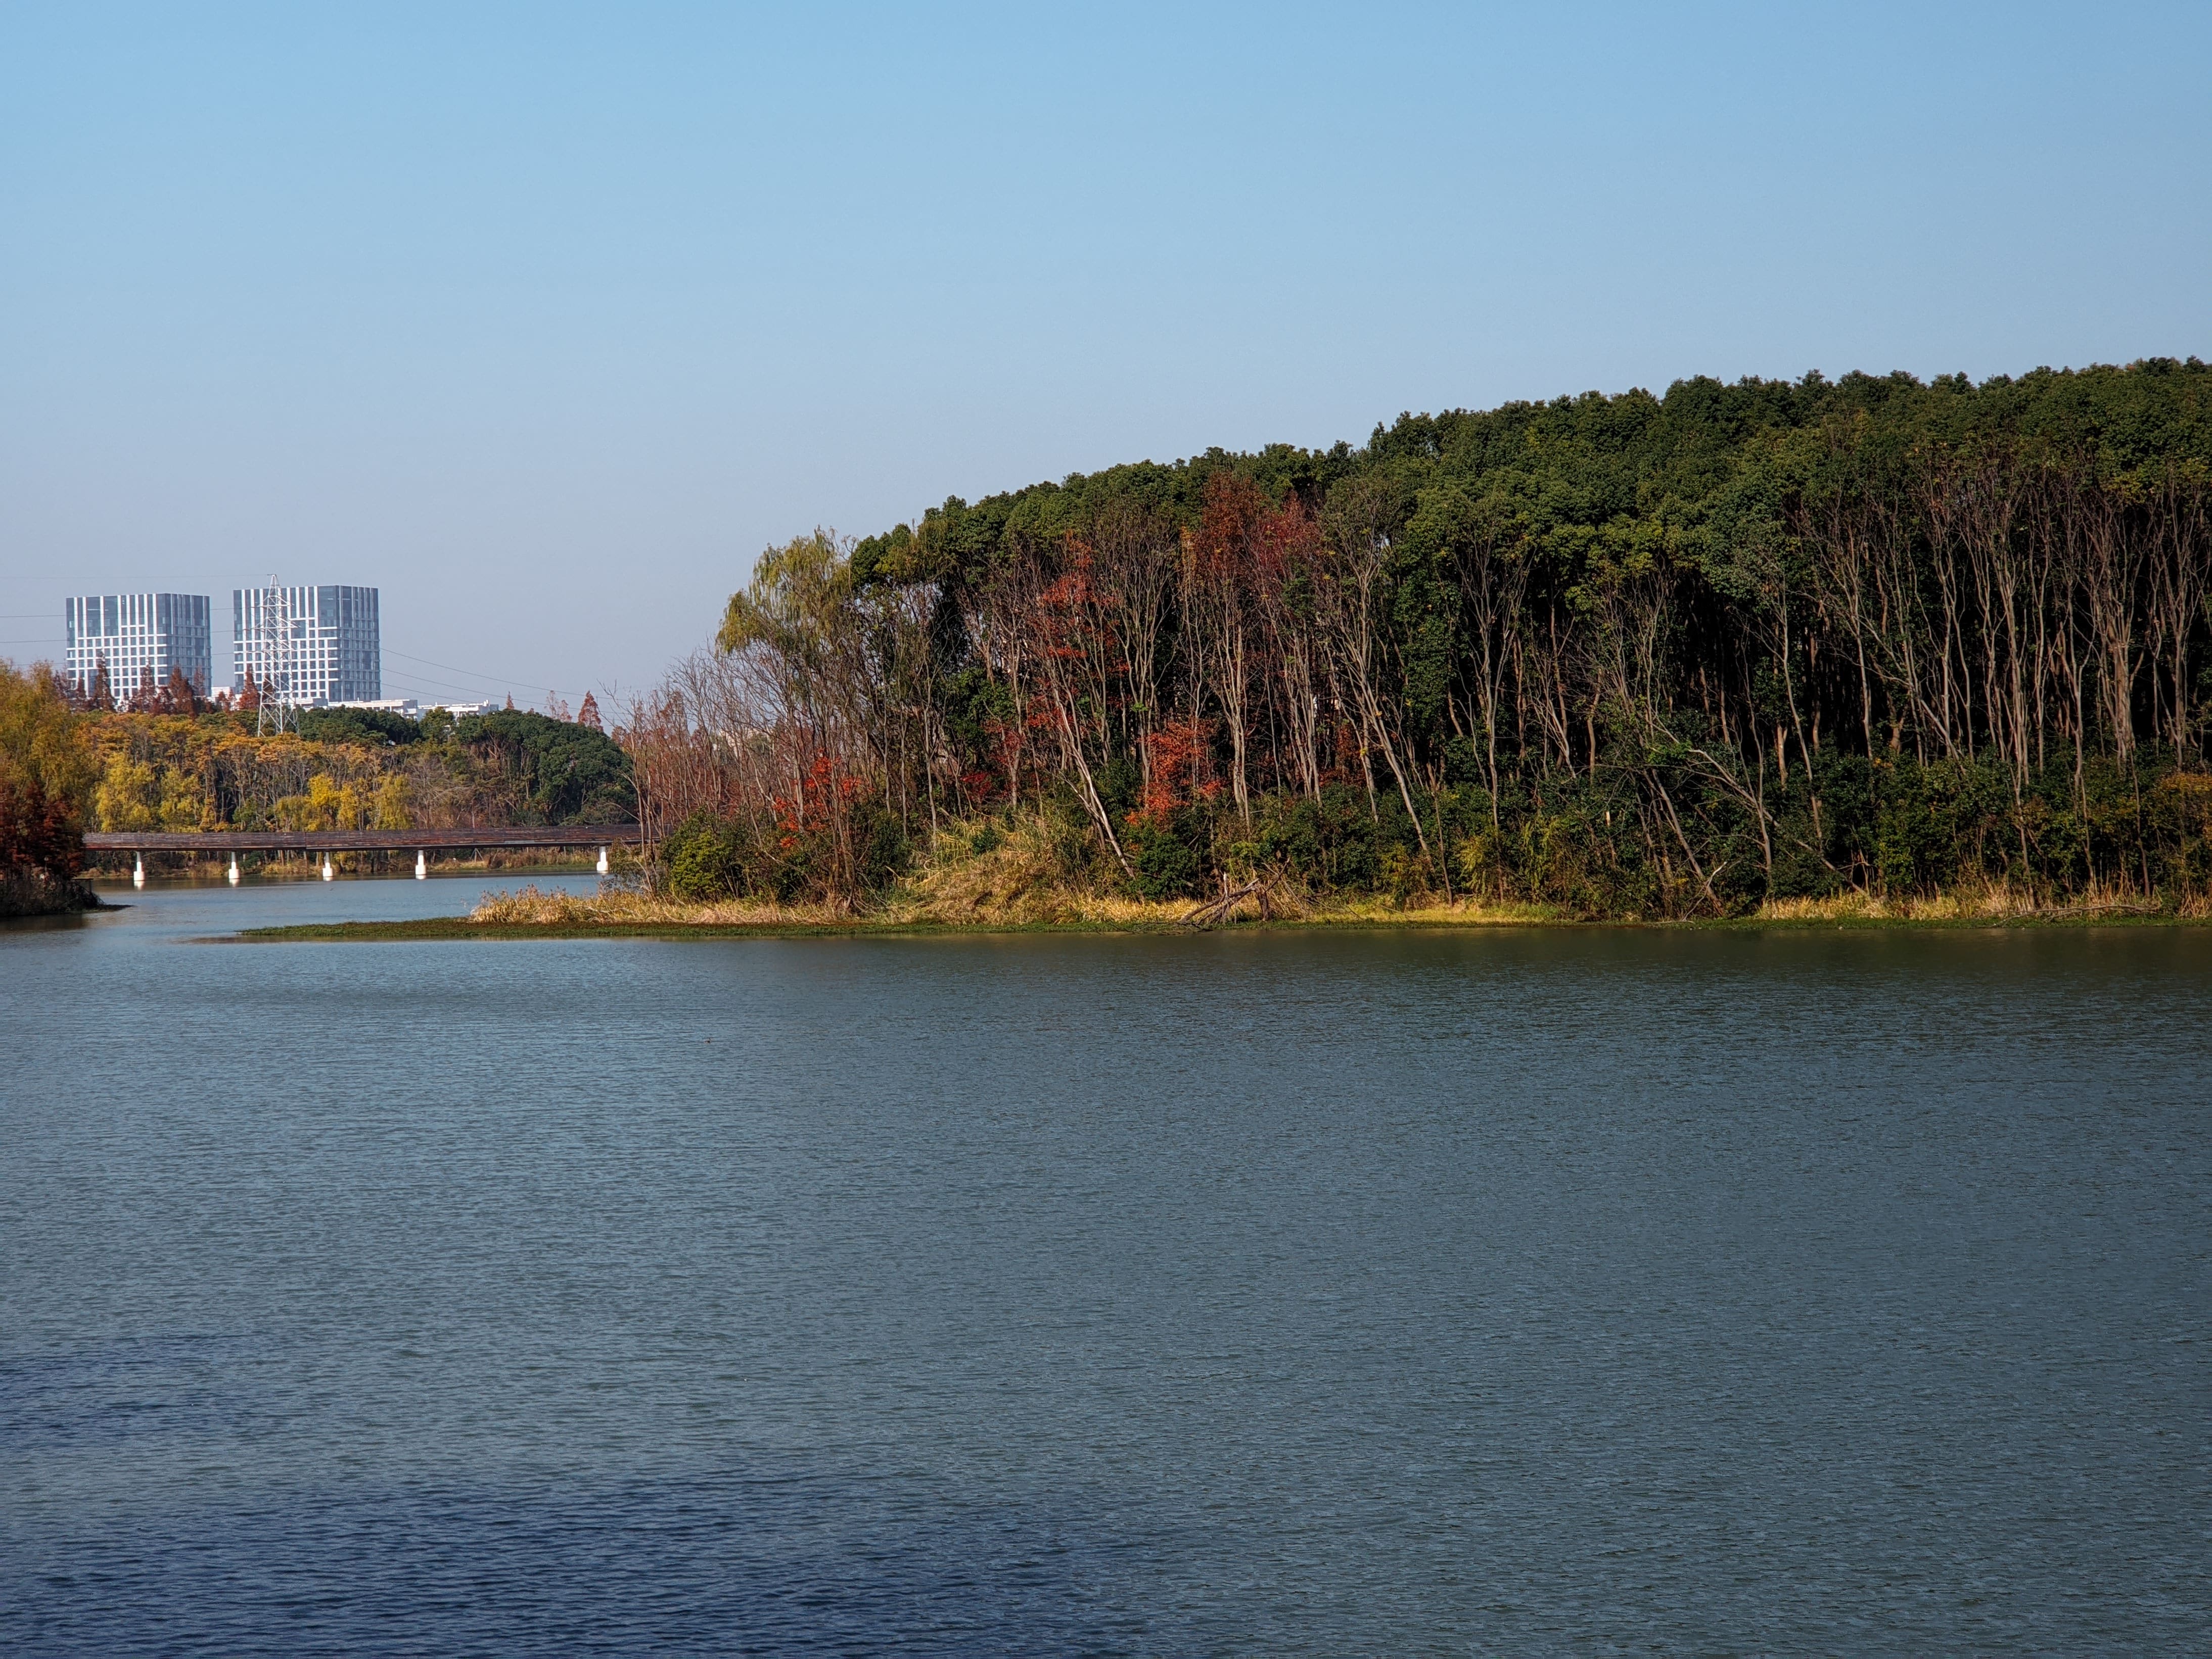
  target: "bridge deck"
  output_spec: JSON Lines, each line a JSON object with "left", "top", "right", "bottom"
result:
{"left": 86, "top": 826, "right": 640, "bottom": 853}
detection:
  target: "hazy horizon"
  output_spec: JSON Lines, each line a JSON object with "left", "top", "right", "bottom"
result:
{"left": 6, "top": 3, "right": 2208, "bottom": 707}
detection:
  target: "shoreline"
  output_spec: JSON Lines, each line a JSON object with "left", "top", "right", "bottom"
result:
{"left": 225, "top": 906, "right": 2209, "bottom": 943}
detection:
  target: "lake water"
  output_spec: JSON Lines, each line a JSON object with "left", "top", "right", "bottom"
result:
{"left": 5, "top": 879, "right": 2209, "bottom": 1654}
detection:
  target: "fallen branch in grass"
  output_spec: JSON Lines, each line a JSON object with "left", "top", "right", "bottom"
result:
{"left": 1180, "top": 878, "right": 1273, "bottom": 929}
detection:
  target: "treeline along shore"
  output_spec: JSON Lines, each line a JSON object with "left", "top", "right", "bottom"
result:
{"left": 617, "top": 359, "right": 2212, "bottom": 924}
{"left": 12, "top": 359, "right": 2212, "bottom": 928}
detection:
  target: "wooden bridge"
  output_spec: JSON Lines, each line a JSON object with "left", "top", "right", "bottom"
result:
{"left": 86, "top": 825, "right": 640, "bottom": 854}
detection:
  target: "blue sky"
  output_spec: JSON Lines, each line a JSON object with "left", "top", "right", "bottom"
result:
{"left": 3, "top": 2, "right": 2207, "bottom": 707}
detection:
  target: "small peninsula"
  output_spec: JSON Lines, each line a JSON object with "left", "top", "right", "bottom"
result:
{"left": 15, "top": 362, "right": 2212, "bottom": 933}
{"left": 532, "top": 361, "right": 2212, "bottom": 931}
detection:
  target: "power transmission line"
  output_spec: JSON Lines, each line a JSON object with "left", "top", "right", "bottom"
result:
{"left": 382, "top": 671, "right": 520, "bottom": 703}
{"left": 381, "top": 647, "right": 564, "bottom": 696}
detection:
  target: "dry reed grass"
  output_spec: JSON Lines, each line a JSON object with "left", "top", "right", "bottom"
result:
{"left": 887, "top": 816, "right": 1136, "bottom": 924}
{"left": 469, "top": 814, "right": 1566, "bottom": 932}
{"left": 469, "top": 884, "right": 845, "bottom": 929}
{"left": 1756, "top": 877, "right": 2168, "bottom": 923}
{"left": 468, "top": 818, "right": 2196, "bottom": 932}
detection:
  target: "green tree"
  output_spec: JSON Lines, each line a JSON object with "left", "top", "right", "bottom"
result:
{"left": 454, "top": 709, "right": 635, "bottom": 823}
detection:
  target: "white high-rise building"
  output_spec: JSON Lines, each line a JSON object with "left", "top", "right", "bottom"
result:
{"left": 232, "top": 584, "right": 381, "bottom": 705}
{"left": 63, "top": 593, "right": 213, "bottom": 703}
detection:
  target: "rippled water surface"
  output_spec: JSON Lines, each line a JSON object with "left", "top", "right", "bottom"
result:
{"left": 5, "top": 880, "right": 2210, "bottom": 1653}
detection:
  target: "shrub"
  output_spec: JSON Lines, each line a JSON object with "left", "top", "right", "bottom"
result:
{"left": 1125, "top": 813, "right": 1201, "bottom": 899}
{"left": 664, "top": 811, "right": 753, "bottom": 901}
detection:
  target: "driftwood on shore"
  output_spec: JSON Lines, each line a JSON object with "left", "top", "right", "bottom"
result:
{"left": 1179, "top": 878, "right": 1276, "bottom": 929}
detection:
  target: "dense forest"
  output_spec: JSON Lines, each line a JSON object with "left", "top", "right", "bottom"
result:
{"left": 642, "top": 360, "right": 2212, "bottom": 915}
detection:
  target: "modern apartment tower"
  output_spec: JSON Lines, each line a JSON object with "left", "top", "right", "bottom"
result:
{"left": 232, "top": 584, "right": 381, "bottom": 705}
{"left": 63, "top": 593, "right": 214, "bottom": 702}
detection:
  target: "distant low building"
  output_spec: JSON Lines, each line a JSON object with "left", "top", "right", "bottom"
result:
{"left": 63, "top": 593, "right": 213, "bottom": 702}
{"left": 429, "top": 700, "right": 502, "bottom": 717}
{"left": 325, "top": 697, "right": 420, "bottom": 718}
{"left": 234, "top": 584, "right": 380, "bottom": 706}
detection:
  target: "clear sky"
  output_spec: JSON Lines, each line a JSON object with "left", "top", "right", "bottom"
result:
{"left": 4, "top": 2, "right": 2207, "bottom": 709}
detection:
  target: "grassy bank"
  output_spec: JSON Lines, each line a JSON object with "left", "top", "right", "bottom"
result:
{"left": 234, "top": 895, "right": 2205, "bottom": 943}
{"left": 228, "top": 812, "right": 2211, "bottom": 941}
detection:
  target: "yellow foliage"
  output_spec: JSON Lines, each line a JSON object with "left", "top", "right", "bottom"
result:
{"left": 1, "top": 661, "right": 97, "bottom": 813}
{"left": 96, "top": 755, "right": 162, "bottom": 832}
{"left": 372, "top": 774, "right": 413, "bottom": 831}
{"left": 290, "top": 772, "right": 368, "bottom": 832}
{"left": 157, "top": 766, "right": 206, "bottom": 831}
